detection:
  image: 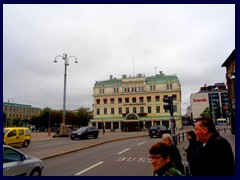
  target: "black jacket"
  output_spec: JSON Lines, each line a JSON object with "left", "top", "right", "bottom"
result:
{"left": 191, "top": 133, "right": 235, "bottom": 176}
{"left": 169, "top": 144, "right": 185, "bottom": 174}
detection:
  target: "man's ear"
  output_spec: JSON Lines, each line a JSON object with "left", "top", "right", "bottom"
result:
{"left": 166, "top": 155, "right": 171, "bottom": 163}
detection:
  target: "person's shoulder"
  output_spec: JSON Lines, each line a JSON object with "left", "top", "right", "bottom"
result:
{"left": 165, "top": 167, "right": 185, "bottom": 176}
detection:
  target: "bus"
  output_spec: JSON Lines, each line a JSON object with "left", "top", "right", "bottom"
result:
{"left": 217, "top": 118, "right": 227, "bottom": 125}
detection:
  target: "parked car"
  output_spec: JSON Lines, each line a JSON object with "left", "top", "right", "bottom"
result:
{"left": 70, "top": 126, "right": 99, "bottom": 140}
{"left": 3, "top": 127, "right": 31, "bottom": 147}
{"left": 148, "top": 125, "right": 171, "bottom": 138}
{"left": 3, "top": 145, "right": 44, "bottom": 176}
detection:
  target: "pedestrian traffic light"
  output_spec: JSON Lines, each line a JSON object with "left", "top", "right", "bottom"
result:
{"left": 163, "top": 96, "right": 173, "bottom": 116}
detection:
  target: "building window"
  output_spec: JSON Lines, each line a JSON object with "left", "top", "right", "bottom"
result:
{"left": 114, "top": 88, "right": 119, "bottom": 93}
{"left": 133, "top": 107, "right": 137, "bottom": 113}
{"left": 118, "top": 107, "right": 122, "bottom": 114}
{"left": 156, "top": 106, "right": 160, "bottom": 113}
{"left": 125, "top": 97, "right": 129, "bottom": 103}
{"left": 167, "top": 84, "right": 173, "bottom": 90}
{"left": 148, "top": 106, "right": 152, "bottom": 113}
{"left": 173, "top": 105, "right": 177, "bottom": 112}
{"left": 155, "top": 96, "right": 160, "bottom": 102}
{"left": 118, "top": 98, "right": 122, "bottom": 103}
{"left": 111, "top": 108, "right": 114, "bottom": 114}
{"left": 96, "top": 99, "right": 100, "bottom": 104}
{"left": 110, "top": 98, "right": 114, "bottom": 104}
{"left": 172, "top": 94, "right": 177, "bottom": 100}
{"left": 97, "top": 108, "right": 100, "bottom": 115}
{"left": 140, "top": 107, "right": 144, "bottom": 113}
{"left": 150, "top": 85, "right": 155, "bottom": 91}
{"left": 147, "top": 96, "right": 151, "bottom": 102}
{"left": 132, "top": 97, "right": 136, "bottom": 103}
{"left": 126, "top": 107, "right": 129, "bottom": 113}
{"left": 104, "top": 108, "right": 107, "bottom": 115}
{"left": 100, "top": 88, "right": 104, "bottom": 94}
{"left": 139, "top": 97, "right": 144, "bottom": 102}
{"left": 103, "top": 98, "right": 107, "bottom": 104}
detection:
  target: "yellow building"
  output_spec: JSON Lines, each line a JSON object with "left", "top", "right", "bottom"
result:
{"left": 92, "top": 71, "right": 182, "bottom": 132}
{"left": 3, "top": 102, "right": 41, "bottom": 126}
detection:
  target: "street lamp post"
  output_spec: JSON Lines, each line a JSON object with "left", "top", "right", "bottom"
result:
{"left": 54, "top": 53, "right": 78, "bottom": 135}
{"left": 6, "top": 98, "right": 14, "bottom": 127}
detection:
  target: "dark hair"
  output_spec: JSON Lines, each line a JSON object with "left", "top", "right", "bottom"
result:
{"left": 149, "top": 142, "right": 171, "bottom": 159}
{"left": 195, "top": 117, "right": 217, "bottom": 133}
{"left": 187, "top": 130, "right": 196, "bottom": 139}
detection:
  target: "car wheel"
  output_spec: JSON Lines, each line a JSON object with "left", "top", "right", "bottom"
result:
{"left": 94, "top": 135, "right": 98, "bottom": 138}
{"left": 29, "top": 168, "right": 41, "bottom": 176}
{"left": 70, "top": 137, "right": 75, "bottom": 140}
{"left": 149, "top": 135, "right": 153, "bottom": 138}
{"left": 23, "top": 140, "right": 30, "bottom": 147}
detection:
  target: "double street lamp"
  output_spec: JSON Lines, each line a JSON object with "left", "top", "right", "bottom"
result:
{"left": 54, "top": 53, "right": 78, "bottom": 135}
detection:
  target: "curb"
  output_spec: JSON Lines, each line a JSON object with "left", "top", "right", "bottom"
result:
{"left": 40, "top": 135, "right": 148, "bottom": 160}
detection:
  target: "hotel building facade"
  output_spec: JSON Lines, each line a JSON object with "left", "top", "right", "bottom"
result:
{"left": 91, "top": 71, "right": 182, "bottom": 132}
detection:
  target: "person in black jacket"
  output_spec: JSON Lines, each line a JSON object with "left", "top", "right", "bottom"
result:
{"left": 161, "top": 133, "right": 185, "bottom": 175}
{"left": 184, "top": 130, "right": 202, "bottom": 175}
{"left": 191, "top": 117, "right": 235, "bottom": 176}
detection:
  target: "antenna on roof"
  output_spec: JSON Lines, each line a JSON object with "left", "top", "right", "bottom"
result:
{"left": 133, "top": 54, "right": 135, "bottom": 77}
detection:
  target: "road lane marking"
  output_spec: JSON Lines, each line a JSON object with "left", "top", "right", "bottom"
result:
{"left": 137, "top": 142, "right": 146, "bottom": 145}
{"left": 117, "top": 148, "right": 130, "bottom": 154}
{"left": 74, "top": 161, "right": 104, "bottom": 176}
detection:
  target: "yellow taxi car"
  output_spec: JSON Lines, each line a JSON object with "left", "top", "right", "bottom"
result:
{"left": 3, "top": 127, "right": 31, "bottom": 147}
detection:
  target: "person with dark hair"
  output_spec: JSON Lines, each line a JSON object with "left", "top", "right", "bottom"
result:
{"left": 161, "top": 133, "right": 185, "bottom": 175}
{"left": 191, "top": 117, "right": 235, "bottom": 176}
{"left": 149, "top": 142, "right": 184, "bottom": 176}
{"left": 184, "top": 130, "right": 202, "bottom": 175}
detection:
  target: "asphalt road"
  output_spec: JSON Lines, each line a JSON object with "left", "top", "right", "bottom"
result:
{"left": 42, "top": 136, "right": 159, "bottom": 176}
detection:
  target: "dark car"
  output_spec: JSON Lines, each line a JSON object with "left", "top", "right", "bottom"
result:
{"left": 148, "top": 125, "right": 171, "bottom": 138}
{"left": 70, "top": 126, "right": 99, "bottom": 140}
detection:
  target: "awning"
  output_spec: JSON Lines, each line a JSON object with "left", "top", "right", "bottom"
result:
{"left": 155, "top": 96, "right": 160, "bottom": 98}
{"left": 147, "top": 96, "right": 151, "bottom": 99}
{"left": 110, "top": 98, "right": 114, "bottom": 101}
{"left": 139, "top": 97, "right": 144, "bottom": 99}
{"left": 118, "top": 98, "right": 122, "bottom": 100}
{"left": 103, "top": 98, "right": 107, "bottom": 101}
{"left": 132, "top": 97, "right": 136, "bottom": 100}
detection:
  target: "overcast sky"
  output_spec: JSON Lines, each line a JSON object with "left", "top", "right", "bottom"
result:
{"left": 3, "top": 4, "right": 235, "bottom": 114}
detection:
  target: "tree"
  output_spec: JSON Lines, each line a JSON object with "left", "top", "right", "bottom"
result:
{"left": 75, "top": 107, "right": 92, "bottom": 127}
{"left": 200, "top": 107, "right": 211, "bottom": 118}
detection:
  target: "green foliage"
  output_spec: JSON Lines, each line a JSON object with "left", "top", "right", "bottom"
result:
{"left": 200, "top": 107, "right": 211, "bottom": 118}
{"left": 29, "top": 106, "right": 92, "bottom": 129}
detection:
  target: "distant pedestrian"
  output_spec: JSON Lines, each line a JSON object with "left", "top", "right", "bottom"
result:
{"left": 149, "top": 142, "right": 184, "bottom": 176}
{"left": 161, "top": 133, "right": 185, "bottom": 175}
{"left": 191, "top": 117, "right": 235, "bottom": 176}
{"left": 184, "top": 130, "right": 202, "bottom": 175}
{"left": 102, "top": 125, "right": 105, "bottom": 135}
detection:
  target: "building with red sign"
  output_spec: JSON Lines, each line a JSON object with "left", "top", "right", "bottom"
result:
{"left": 190, "top": 83, "right": 229, "bottom": 123}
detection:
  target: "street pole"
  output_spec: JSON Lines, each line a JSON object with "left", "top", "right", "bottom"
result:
{"left": 54, "top": 53, "right": 78, "bottom": 135}
{"left": 7, "top": 98, "right": 14, "bottom": 127}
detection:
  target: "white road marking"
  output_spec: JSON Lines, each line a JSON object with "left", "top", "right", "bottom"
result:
{"left": 74, "top": 161, "right": 104, "bottom": 176}
{"left": 137, "top": 142, "right": 146, "bottom": 145}
{"left": 117, "top": 148, "right": 130, "bottom": 154}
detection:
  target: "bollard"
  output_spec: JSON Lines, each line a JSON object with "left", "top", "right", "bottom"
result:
{"left": 182, "top": 132, "right": 185, "bottom": 141}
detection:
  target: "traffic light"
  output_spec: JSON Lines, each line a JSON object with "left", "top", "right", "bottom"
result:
{"left": 163, "top": 96, "right": 173, "bottom": 116}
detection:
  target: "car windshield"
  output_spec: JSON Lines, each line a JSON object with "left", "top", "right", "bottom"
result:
{"left": 150, "top": 126, "right": 158, "bottom": 130}
{"left": 159, "top": 126, "right": 167, "bottom": 130}
{"left": 76, "top": 127, "right": 88, "bottom": 132}
{"left": 3, "top": 129, "right": 9, "bottom": 135}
